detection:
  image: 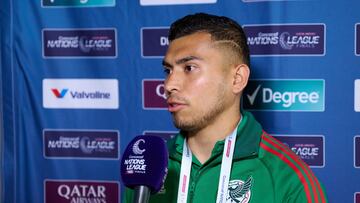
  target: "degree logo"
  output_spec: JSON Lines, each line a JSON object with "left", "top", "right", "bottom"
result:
{"left": 51, "top": 88, "right": 68, "bottom": 98}
{"left": 243, "top": 79, "right": 325, "bottom": 111}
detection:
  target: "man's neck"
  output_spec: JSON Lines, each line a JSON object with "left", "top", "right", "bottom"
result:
{"left": 186, "top": 111, "right": 241, "bottom": 164}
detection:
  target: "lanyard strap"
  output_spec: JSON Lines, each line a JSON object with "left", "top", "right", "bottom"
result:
{"left": 215, "top": 129, "right": 237, "bottom": 203}
{"left": 177, "top": 118, "right": 241, "bottom": 203}
{"left": 177, "top": 138, "right": 192, "bottom": 203}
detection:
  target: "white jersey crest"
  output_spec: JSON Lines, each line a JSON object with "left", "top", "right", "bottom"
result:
{"left": 226, "top": 176, "right": 253, "bottom": 203}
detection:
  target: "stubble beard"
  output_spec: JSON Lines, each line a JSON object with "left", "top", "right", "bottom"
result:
{"left": 172, "top": 82, "right": 227, "bottom": 134}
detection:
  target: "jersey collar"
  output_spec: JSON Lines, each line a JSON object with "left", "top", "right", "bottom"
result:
{"left": 168, "top": 111, "right": 263, "bottom": 162}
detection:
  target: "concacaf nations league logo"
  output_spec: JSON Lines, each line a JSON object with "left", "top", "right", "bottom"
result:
{"left": 132, "top": 139, "right": 146, "bottom": 155}
{"left": 42, "top": 28, "right": 117, "bottom": 58}
{"left": 226, "top": 176, "right": 253, "bottom": 203}
{"left": 243, "top": 24, "right": 325, "bottom": 56}
{"left": 275, "top": 135, "right": 324, "bottom": 167}
{"left": 44, "top": 130, "right": 119, "bottom": 159}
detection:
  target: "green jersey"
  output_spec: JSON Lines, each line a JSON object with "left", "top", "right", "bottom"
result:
{"left": 124, "top": 111, "right": 327, "bottom": 203}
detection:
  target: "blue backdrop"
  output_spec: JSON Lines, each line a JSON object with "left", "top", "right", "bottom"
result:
{"left": 1, "top": 0, "right": 360, "bottom": 202}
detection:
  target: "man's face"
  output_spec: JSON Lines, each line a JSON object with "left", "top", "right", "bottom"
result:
{"left": 163, "top": 32, "right": 236, "bottom": 132}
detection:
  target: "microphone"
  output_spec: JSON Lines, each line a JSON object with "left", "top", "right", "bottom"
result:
{"left": 121, "top": 135, "right": 168, "bottom": 203}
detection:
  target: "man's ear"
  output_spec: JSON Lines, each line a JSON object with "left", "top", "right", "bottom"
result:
{"left": 233, "top": 64, "right": 250, "bottom": 94}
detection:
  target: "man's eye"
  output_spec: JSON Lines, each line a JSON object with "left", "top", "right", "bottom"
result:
{"left": 184, "top": 65, "right": 195, "bottom": 72}
{"left": 163, "top": 68, "right": 171, "bottom": 75}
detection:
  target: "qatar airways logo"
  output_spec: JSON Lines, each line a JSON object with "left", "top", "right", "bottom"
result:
{"left": 43, "top": 29, "right": 117, "bottom": 58}
{"left": 274, "top": 135, "right": 324, "bottom": 167}
{"left": 243, "top": 79, "right": 325, "bottom": 111}
{"left": 44, "top": 130, "right": 119, "bottom": 159}
{"left": 44, "top": 180, "right": 119, "bottom": 203}
{"left": 142, "top": 79, "right": 167, "bottom": 109}
{"left": 42, "top": 0, "right": 115, "bottom": 7}
{"left": 140, "top": 0, "right": 216, "bottom": 6}
{"left": 355, "top": 192, "right": 360, "bottom": 203}
{"left": 244, "top": 24, "right": 325, "bottom": 56}
{"left": 43, "top": 79, "right": 118, "bottom": 109}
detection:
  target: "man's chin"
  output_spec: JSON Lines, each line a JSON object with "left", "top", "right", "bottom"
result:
{"left": 173, "top": 119, "right": 200, "bottom": 132}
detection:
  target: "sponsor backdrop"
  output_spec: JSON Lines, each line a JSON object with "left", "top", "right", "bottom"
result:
{"left": 0, "top": 0, "right": 360, "bottom": 202}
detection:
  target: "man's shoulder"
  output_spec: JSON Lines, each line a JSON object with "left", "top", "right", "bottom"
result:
{"left": 258, "top": 132, "right": 307, "bottom": 171}
{"left": 258, "top": 132, "right": 328, "bottom": 202}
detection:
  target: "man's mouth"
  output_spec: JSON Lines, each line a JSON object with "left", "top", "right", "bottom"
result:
{"left": 167, "top": 99, "right": 187, "bottom": 112}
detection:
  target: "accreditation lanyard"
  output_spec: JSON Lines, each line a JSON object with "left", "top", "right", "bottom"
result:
{"left": 177, "top": 120, "right": 241, "bottom": 203}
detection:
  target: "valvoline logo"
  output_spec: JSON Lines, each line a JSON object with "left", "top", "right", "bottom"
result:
{"left": 51, "top": 88, "right": 68, "bottom": 98}
{"left": 43, "top": 79, "right": 119, "bottom": 109}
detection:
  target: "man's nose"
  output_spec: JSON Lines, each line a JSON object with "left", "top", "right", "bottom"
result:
{"left": 164, "top": 71, "right": 182, "bottom": 97}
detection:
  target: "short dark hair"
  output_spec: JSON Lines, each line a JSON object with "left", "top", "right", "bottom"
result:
{"left": 168, "top": 13, "right": 250, "bottom": 67}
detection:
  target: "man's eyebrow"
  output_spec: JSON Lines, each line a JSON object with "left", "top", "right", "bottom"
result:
{"left": 162, "top": 56, "right": 203, "bottom": 68}
{"left": 162, "top": 60, "right": 172, "bottom": 68}
{"left": 175, "top": 56, "right": 203, "bottom": 65}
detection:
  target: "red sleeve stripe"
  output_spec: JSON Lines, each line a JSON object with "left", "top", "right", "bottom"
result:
{"left": 262, "top": 133, "right": 326, "bottom": 203}
{"left": 262, "top": 134, "right": 317, "bottom": 203}
{"left": 260, "top": 142, "right": 312, "bottom": 203}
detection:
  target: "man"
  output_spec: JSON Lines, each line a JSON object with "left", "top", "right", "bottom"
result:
{"left": 125, "top": 13, "right": 327, "bottom": 203}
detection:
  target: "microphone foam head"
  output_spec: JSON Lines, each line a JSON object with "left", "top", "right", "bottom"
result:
{"left": 121, "top": 135, "right": 168, "bottom": 194}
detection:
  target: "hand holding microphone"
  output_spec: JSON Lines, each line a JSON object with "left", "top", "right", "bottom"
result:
{"left": 121, "top": 135, "right": 168, "bottom": 203}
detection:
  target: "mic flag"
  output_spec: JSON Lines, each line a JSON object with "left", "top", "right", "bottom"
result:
{"left": 121, "top": 135, "right": 168, "bottom": 194}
